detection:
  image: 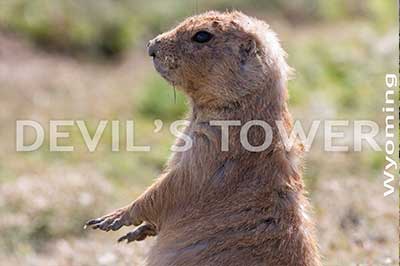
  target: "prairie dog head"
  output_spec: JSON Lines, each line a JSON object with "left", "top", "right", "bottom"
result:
{"left": 147, "top": 11, "right": 291, "bottom": 108}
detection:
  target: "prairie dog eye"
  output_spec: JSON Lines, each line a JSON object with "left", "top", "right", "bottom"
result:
{"left": 192, "top": 31, "right": 213, "bottom": 43}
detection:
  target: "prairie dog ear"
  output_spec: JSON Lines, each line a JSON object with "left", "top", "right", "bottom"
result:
{"left": 239, "top": 38, "right": 257, "bottom": 66}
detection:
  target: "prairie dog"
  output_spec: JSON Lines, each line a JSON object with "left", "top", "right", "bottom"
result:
{"left": 86, "top": 11, "right": 321, "bottom": 266}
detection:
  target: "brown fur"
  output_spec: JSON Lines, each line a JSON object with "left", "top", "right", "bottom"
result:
{"left": 86, "top": 11, "right": 321, "bottom": 266}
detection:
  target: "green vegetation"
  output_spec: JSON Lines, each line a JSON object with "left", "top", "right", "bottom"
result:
{"left": 0, "top": 0, "right": 394, "bottom": 57}
{"left": 0, "top": 0, "right": 143, "bottom": 57}
{"left": 138, "top": 75, "right": 187, "bottom": 121}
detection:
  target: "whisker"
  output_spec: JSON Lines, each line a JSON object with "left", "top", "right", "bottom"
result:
{"left": 173, "top": 85, "right": 177, "bottom": 104}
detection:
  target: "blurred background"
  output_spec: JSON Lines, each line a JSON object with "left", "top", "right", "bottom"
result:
{"left": 0, "top": 0, "right": 398, "bottom": 265}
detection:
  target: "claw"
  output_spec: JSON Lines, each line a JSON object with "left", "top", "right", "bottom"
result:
{"left": 92, "top": 224, "right": 101, "bottom": 230}
{"left": 117, "top": 224, "right": 156, "bottom": 244}
{"left": 118, "top": 231, "right": 141, "bottom": 243}
{"left": 84, "top": 212, "right": 117, "bottom": 229}
{"left": 110, "top": 219, "right": 124, "bottom": 231}
{"left": 84, "top": 207, "right": 133, "bottom": 232}
{"left": 117, "top": 234, "right": 129, "bottom": 243}
{"left": 85, "top": 218, "right": 104, "bottom": 228}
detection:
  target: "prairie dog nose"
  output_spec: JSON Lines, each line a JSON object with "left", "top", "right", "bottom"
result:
{"left": 147, "top": 38, "right": 159, "bottom": 57}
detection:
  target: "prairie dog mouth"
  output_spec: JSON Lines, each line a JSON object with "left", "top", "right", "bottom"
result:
{"left": 152, "top": 58, "right": 176, "bottom": 85}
